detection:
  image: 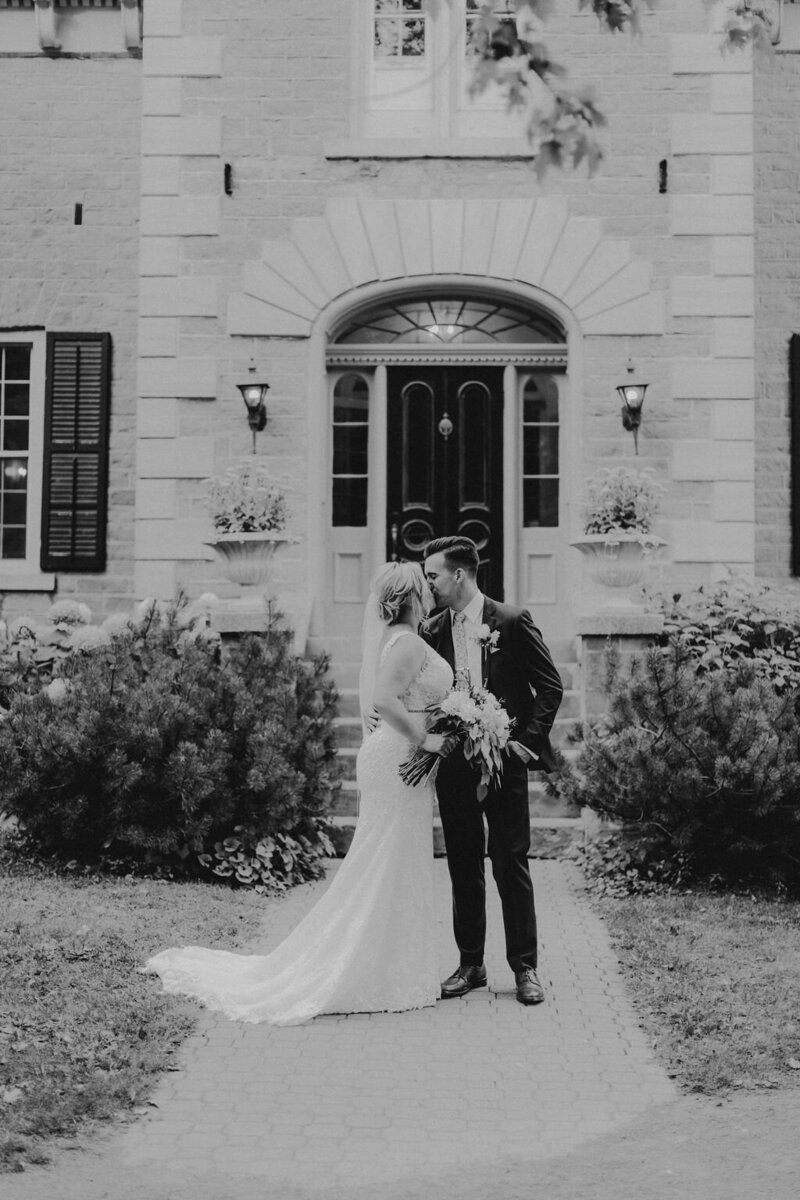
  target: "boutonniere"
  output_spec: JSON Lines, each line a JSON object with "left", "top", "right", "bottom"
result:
{"left": 472, "top": 624, "right": 500, "bottom": 653}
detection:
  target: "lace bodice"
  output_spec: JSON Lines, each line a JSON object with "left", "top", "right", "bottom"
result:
{"left": 380, "top": 632, "right": 453, "bottom": 713}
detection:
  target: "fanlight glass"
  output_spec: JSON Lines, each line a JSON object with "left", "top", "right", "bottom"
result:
{"left": 333, "top": 296, "right": 565, "bottom": 346}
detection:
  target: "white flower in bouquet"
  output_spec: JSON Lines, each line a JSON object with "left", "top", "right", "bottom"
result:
{"left": 399, "top": 684, "right": 514, "bottom": 800}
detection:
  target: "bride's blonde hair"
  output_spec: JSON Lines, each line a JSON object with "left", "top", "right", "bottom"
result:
{"left": 370, "top": 561, "right": 429, "bottom": 626}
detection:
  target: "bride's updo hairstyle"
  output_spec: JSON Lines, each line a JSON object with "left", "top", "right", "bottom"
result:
{"left": 371, "top": 561, "right": 429, "bottom": 626}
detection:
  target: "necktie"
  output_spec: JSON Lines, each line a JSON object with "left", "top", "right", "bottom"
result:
{"left": 452, "top": 611, "right": 470, "bottom": 692}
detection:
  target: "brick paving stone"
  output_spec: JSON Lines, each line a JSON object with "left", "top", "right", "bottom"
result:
{"left": 2, "top": 859, "right": 680, "bottom": 1200}
{"left": 106, "top": 858, "right": 678, "bottom": 1191}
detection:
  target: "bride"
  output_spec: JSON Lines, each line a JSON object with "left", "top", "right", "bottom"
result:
{"left": 144, "top": 562, "right": 453, "bottom": 1025}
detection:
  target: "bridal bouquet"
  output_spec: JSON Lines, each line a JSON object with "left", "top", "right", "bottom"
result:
{"left": 399, "top": 686, "right": 513, "bottom": 801}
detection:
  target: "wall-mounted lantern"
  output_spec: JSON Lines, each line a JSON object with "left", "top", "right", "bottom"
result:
{"left": 236, "top": 370, "right": 270, "bottom": 454}
{"left": 616, "top": 359, "right": 649, "bottom": 455}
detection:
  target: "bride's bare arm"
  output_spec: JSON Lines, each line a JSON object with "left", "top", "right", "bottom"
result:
{"left": 373, "top": 637, "right": 447, "bottom": 752}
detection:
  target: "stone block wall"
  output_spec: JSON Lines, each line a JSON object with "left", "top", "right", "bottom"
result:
{"left": 0, "top": 54, "right": 141, "bottom": 620}
{"left": 753, "top": 46, "right": 800, "bottom": 580}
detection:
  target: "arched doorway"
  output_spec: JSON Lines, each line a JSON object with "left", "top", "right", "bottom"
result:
{"left": 323, "top": 289, "right": 569, "bottom": 640}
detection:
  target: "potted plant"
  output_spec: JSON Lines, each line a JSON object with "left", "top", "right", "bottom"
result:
{"left": 570, "top": 466, "right": 666, "bottom": 596}
{"left": 205, "top": 461, "right": 297, "bottom": 589}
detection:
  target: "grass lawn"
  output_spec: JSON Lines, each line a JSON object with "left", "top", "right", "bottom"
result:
{"left": 4, "top": 845, "right": 800, "bottom": 1177}
{"left": 0, "top": 849, "right": 268, "bottom": 1174}
{"left": 595, "top": 887, "right": 800, "bottom": 1095}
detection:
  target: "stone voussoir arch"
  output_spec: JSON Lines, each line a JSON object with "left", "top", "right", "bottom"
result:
{"left": 227, "top": 198, "right": 665, "bottom": 339}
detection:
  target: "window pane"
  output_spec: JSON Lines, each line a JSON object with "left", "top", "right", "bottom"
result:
{"left": 332, "top": 375, "right": 369, "bottom": 526}
{"left": 1, "top": 528, "right": 26, "bottom": 559}
{"left": 523, "top": 426, "right": 559, "bottom": 476}
{"left": 3, "top": 492, "right": 26, "bottom": 524}
{"left": 2, "top": 459, "right": 28, "bottom": 489}
{"left": 523, "top": 479, "right": 559, "bottom": 528}
{"left": 333, "top": 425, "right": 368, "bottom": 475}
{"left": 1, "top": 455, "right": 28, "bottom": 560}
{"left": 334, "top": 373, "right": 369, "bottom": 421}
{"left": 3, "top": 421, "right": 29, "bottom": 453}
{"left": 523, "top": 378, "right": 559, "bottom": 422}
{"left": 335, "top": 296, "right": 564, "bottom": 345}
{"left": 3, "top": 384, "right": 30, "bottom": 417}
{"left": 333, "top": 478, "right": 368, "bottom": 527}
{"left": 374, "top": 0, "right": 425, "bottom": 60}
{"left": 2, "top": 345, "right": 31, "bottom": 381}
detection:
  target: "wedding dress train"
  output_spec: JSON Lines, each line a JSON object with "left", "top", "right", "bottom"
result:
{"left": 144, "top": 635, "right": 453, "bottom": 1025}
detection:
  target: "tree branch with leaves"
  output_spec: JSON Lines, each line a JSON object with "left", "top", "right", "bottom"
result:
{"left": 468, "top": 0, "right": 772, "bottom": 175}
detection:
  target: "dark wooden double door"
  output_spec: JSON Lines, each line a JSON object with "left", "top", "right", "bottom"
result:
{"left": 387, "top": 366, "right": 504, "bottom": 599}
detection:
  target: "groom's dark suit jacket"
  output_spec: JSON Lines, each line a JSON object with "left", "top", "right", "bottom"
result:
{"left": 422, "top": 597, "right": 564, "bottom": 773}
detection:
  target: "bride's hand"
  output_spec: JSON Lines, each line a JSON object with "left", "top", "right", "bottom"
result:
{"left": 421, "top": 733, "right": 451, "bottom": 755}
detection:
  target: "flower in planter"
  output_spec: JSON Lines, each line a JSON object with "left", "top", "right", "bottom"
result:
{"left": 208, "top": 461, "right": 289, "bottom": 535}
{"left": 582, "top": 466, "right": 664, "bottom": 536}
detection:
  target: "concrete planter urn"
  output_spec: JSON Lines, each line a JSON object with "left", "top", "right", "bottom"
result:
{"left": 205, "top": 531, "right": 297, "bottom": 590}
{"left": 570, "top": 532, "right": 666, "bottom": 601}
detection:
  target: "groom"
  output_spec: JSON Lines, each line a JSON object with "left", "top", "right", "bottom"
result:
{"left": 422, "top": 536, "right": 563, "bottom": 1006}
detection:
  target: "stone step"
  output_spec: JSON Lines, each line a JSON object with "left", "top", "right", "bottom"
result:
{"left": 333, "top": 690, "right": 581, "bottom": 740}
{"left": 328, "top": 659, "right": 579, "bottom": 692}
{"left": 312, "top": 634, "right": 577, "bottom": 663}
{"left": 334, "top": 715, "right": 581, "bottom": 772}
{"left": 326, "top": 815, "right": 581, "bottom": 859}
{"left": 331, "top": 778, "right": 578, "bottom": 821}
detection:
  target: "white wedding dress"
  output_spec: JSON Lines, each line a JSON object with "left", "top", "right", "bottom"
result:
{"left": 144, "top": 633, "right": 453, "bottom": 1025}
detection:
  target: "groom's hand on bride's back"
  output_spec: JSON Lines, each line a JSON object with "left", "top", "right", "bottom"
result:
{"left": 366, "top": 705, "right": 381, "bottom": 733}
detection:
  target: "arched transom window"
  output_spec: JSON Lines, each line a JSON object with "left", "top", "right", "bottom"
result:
{"left": 333, "top": 296, "right": 565, "bottom": 346}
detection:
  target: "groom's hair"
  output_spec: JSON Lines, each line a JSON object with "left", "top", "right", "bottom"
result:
{"left": 424, "top": 536, "right": 479, "bottom": 577}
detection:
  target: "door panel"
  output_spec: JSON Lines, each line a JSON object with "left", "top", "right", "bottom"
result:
{"left": 387, "top": 366, "right": 504, "bottom": 598}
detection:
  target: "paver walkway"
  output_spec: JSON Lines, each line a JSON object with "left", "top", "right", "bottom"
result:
{"left": 6, "top": 860, "right": 676, "bottom": 1200}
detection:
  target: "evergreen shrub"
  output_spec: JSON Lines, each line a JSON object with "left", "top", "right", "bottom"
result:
{"left": 0, "top": 601, "right": 339, "bottom": 890}
{"left": 564, "top": 641, "right": 800, "bottom": 892}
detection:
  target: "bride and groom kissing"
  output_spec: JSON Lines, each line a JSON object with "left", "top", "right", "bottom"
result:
{"left": 145, "top": 536, "right": 564, "bottom": 1025}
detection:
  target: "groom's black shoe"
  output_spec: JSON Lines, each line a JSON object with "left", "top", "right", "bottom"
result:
{"left": 440, "top": 964, "right": 487, "bottom": 999}
{"left": 515, "top": 967, "right": 545, "bottom": 1005}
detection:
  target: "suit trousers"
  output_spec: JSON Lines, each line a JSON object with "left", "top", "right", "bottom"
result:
{"left": 436, "top": 750, "right": 538, "bottom": 973}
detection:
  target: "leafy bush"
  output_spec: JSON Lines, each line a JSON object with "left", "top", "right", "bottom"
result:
{"left": 582, "top": 466, "right": 663, "bottom": 534}
{"left": 208, "top": 460, "right": 289, "bottom": 533}
{"left": 648, "top": 576, "right": 800, "bottom": 692}
{"left": 563, "top": 642, "right": 800, "bottom": 892}
{"left": 0, "top": 602, "right": 340, "bottom": 891}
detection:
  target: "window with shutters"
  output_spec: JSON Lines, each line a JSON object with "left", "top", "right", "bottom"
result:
{"left": 42, "top": 333, "right": 111, "bottom": 573}
{"left": 0, "top": 329, "right": 111, "bottom": 588}
{"left": 0, "top": 332, "right": 46, "bottom": 584}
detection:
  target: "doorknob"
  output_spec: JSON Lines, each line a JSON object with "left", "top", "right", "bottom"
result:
{"left": 438, "top": 412, "right": 454, "bottom": 440}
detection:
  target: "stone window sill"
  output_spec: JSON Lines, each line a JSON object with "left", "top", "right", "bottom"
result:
{"left": 324, "top": 138, "right": 533, "bottom": 161}
{"left": 0, "top": 571, "right": 56, "bottom": 593}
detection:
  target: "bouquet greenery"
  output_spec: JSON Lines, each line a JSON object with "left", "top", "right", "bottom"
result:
{"left": 399, "top": 685, "right": 513, "bottom": 802}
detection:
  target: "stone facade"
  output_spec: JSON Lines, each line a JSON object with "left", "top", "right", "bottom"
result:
{"left": 0, "top": 0, "right": 794, "bottom": 644}
{"left": 0, "top": 47, "right": 141, "bottom": 619}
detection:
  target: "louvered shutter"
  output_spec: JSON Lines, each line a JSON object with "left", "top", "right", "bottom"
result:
{"left": 792, "top": 335, "right": 800, "bottom": 578}
{"left": 41, "top": 333, "right": 111, "bottom": 573}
